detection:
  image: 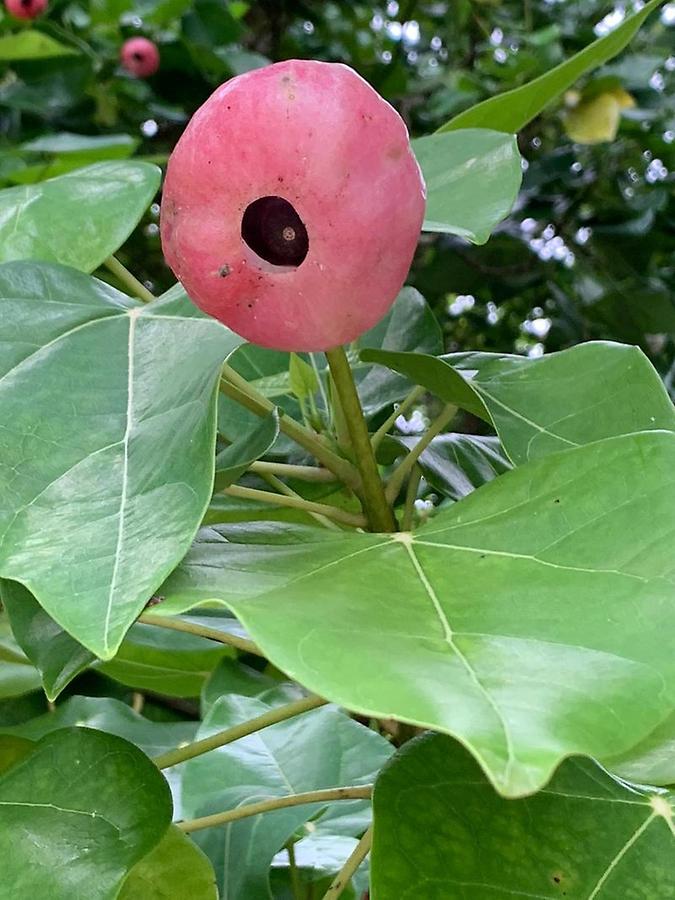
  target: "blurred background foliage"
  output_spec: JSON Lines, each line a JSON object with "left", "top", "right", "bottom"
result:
{"left": 1, "top": 0, "right": 674, "bottom": 389}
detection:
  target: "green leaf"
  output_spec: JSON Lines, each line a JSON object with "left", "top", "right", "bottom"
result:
{"left": 119, "top": 826, "right": 217, "bottom": 900}
{"left": 362, "top": 341, "right": 675, "bottom": 464}
{"left": 0, "top": 31, "right": 77, "bottom": 61}
{"left": 440, "top": 0, "right": 664, "bottom": 132}
{"left": 182, "top": 696, "right": 392, "bottom": 900}
{"left": 1, "top": 580, "right": 95, "bottom": 701}
{"left": 21, "top": 133, "right": 138, "bottom": 157}
{"left": 3, "top": 582, "right": 233, "bottom": 700}
{"left": 0, "top": 735, "right": 35, "bottom": 775}
{"left": 371, "top": 733, "right": 675, "bottom": 900}
{"left": 0, "top": 266, "right": 241, "bottom": 657}
{"left": 214, "top": 409, "right": 279, "bottom": 491}
{"left": 98, "top": 621, "right": 231, "bottom": 697}
{"left": 0, "top": 161, "right": 160, "bottom": 272}
{"left": 0, "top": 727, "right": 173, "bottom": 900}
{"left": 0, "top": 57, "right": 91, "bottom": 118}
{"left": 0, "top": 695, "right": 197, "bottom": 759}
{"left": 603, "top": 710, "right": 675, "bottom": 787}
{"left": 413, "top": 130, "right": 522, "bottom": 242}
{"left": 161, "top": 431, "right": 675, "bottom": 797}
{"left": 289, "top": 352, "right": 319, "bottom": 401}
{"left": 0, "top": 608, "right": 41, "bottom": 698}
{"left": 202, "top": 658, "right": 298, "bottom": 714}
{"left": 399, "top": 433, "right": 511, "bottom": 501}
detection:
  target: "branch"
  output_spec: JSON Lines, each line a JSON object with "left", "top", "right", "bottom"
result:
{"left": 321, "top": 825, "right": 373, "bottom": 899}
{"left": 138, "top": 612, "right": 261, "bottom": 656}
{"left": 178, "top": 786, "right": 373, "bottom": 833}
{"left": 256, "top": 471, "right": 342, "bottom": 531}
{"left": 154, "top": 695, "right": 327, "bottom": 769}
{"left": 220, "top": 369, "right": 361, "bottom": 490}
{"left": 249, "top": 461, "right": 336, "bottom": 482}
{"left": 224, "top": 484, "right": 366, "bottom": 529}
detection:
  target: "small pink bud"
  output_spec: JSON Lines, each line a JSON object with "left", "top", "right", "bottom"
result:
{"left": 4, "top": 0, "right": 47, "bottom": 19}
{"left": 160, "top": 60, "right": 426, "bottom": 352}
{"left": 120, "top": 37, "right": 160, "bottom": 79}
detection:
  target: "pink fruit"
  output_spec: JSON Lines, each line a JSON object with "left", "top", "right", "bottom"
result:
{"left": 120, "top": 37, "right": 160, "bottom": 78}
{"left": 4, "top": 0, "right": 47, "bottom": 19}
{"left": 160, "top": 59, "right": 426, "bottom": 352}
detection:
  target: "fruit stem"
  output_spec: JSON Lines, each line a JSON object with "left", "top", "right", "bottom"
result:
{"left": 224, "top": 484, "right": 366, "bottom": 529}
{"left": 104, "top": 256, "right": 155, "bottom": 303}
{"left": 325, "top": 347, "right": 397, "bottom": 533}
{"left": 386, "top": 404, "right": 456, "bottom": 504}
{"left": 220, "top": 368, "right": 362, "bottom": 490}
{"left": 154, "top": 694, "right": 327, "bottom": 769}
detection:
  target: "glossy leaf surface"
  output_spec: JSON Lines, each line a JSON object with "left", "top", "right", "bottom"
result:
{"left": 371, "top": 733, "right": 675, "bottom": 900}
{"left": 0, "top": 608, "right": 41, "bottom": 698}
{"left": 182, "top": 695, "right": 391, "bottom": 900}
{"left": 119, "top": 826, "right": 217, "bottom": 900}
{"left": 399, "top": 433, "right": 511, "bottom": 501}
{"left": 0, "top": 265, "right": 241, "bottom": 657}
{"left": 0, "top": 727, "right": 173, "bottom": 900}
{"left": 363, "top": 341, "right": 675, "bottom": 464}
{"left": 1, "top": 580, "right": 94, "bottom": 701}
{"left": 414, "top": 129, "right": 522, "bottom": 242}
{"left": 0, "top": 161, "right": 160, "bottom": 272}
{"left": 161, "top": 432, "right": 675, "bottom": 796}
{"left": 0, "top": 696, "right": 197, "bottom": 758}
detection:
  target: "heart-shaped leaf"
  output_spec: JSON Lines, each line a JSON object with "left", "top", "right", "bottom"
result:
{"left": 371, "top": 733, "right": 675, "bottom": 900}
{"left": 160, "top": 431, "right": 675, "bottom": 796}
{"left": 182, "top": 695, "right": 392, "bottom": 900}
{"left": 413, "top": 129, "right": 522, "bottom": 242}
{"left": 440, "top": 0, "right": 664, "bottom": 133}
{"left": 362, "top": 341, "right": 675, "bottom": 464}
{"left": 0, "top": 727, "right": 173, "bottom": 900}
{"left": 119, "top": 826, "right": 218, "bottom": 900}
{"left": 0, "top": 265, "right": 241, "bottom": 657}
{"left": 0, "top": 161, "right": 160, "bottom": 272}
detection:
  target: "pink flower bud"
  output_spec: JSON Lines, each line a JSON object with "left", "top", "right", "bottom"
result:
{"left": 161, "top": 60, "right": 425, "bottom": 352}
{"left": 4, "top": 0, "right": 47, "bottom": 19}
{"left": 120, "top": 37, "right": 160, "bottom": 78}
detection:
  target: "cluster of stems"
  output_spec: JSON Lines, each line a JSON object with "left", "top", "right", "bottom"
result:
{"left": 106, "top": 255, "right": 453, "bottom": 536}
{"left": 110, "top": 254, "right": 456, "bottom": 896}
